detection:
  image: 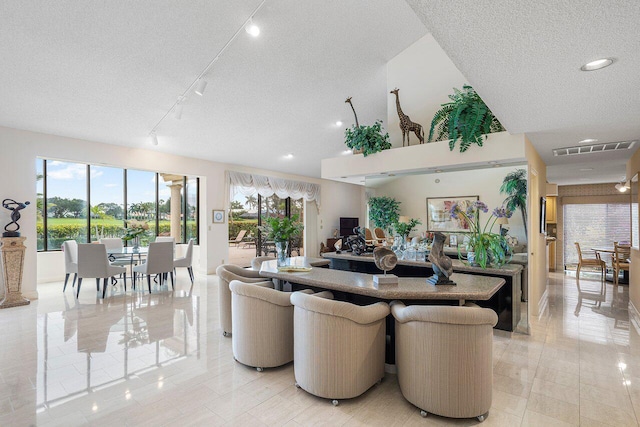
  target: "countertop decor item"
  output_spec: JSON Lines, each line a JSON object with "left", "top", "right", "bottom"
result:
{"left": 428, "top": 85, "right": 504, "bottom": 152}
{"left": 427, "top": 232, "right": 455, "bottom": 285}
{"left": 390, "top": 88, "right": 424, "bottom": 146}
{"left": 2, "top": 199, "right": 30, "bottom": 237}
{"left": 449, "top": 201, "right": 513, "bottom": 268}
{"left": 258, "top": 214, "right": 303, "bottom": 266}
{"left": 372, "top": 246, "right": 398, "bottom": 285}
{"left": 344, "top": 97, "right": 391, "bottom": 156}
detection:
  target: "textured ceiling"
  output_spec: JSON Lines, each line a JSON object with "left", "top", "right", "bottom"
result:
{"left": 405, "top": 0, "right": 640, "bottom": 185}
{"left": 0, "top": 0, "right": 426, "bottom": 177}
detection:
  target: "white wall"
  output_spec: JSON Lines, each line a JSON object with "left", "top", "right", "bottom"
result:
{"left": 370, "top": 165, "right": 527, "bottom": 244}
{"left": 0, "top": 126, "right": 364, "bottom": 296}
{"left": 386, "top": 34, "right": 468, "bottom": 148}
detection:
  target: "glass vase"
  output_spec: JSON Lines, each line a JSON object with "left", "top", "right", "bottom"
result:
{"left": 133, "top": 236, "right": 140, "bottom": 251}
{"left": 275, "top": 241, "right": 289, "bottom": 267}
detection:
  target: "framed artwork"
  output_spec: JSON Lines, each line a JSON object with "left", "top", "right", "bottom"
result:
{"left": 213, "top": 210, "right": 225, "bottom": 224}
{"left": 540, "top": 197, "right": 546, "bottom": 235}
{"left": 426, "top": 195, "right": 479, "bottom": 232}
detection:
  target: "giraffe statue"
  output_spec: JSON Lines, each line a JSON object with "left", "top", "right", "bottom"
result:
{"left": 345, "top": 97, "right": 359, "bottom": 127}
{"left": 390, "top": 88, "right": 424, "bottom": 146}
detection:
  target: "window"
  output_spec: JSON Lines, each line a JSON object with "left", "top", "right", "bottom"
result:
{"left": 36, "top": 159, "right": 199, "bottom": 251}
{"left": 256, "top": 195, "right": 304, "bottom": 256}
{"left": 564, "top": 203, "right": 630, "bottom": 265}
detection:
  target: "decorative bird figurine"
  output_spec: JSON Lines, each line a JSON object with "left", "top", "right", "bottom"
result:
{"left": 427, "top": 232, "right": 455, "bottom": 285}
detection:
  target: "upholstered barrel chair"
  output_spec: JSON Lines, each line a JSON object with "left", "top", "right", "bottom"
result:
{"left": 390, "top": 301, "right": 498, "bottom": 422}
{"left": 216, "top": 264, "right": 268, "bottom": 337}
{"left": 290, "top": 292, "right": 389, "bottom": 405}
{"left": 250, "top": 256, "right": 276, "bottom": 270}
{"left": 230, "top": 281, "right": 333, "bottom": 371}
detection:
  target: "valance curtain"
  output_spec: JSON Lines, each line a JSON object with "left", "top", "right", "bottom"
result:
{"left": 228, "top": 171, "right": 321, "bottom": 208}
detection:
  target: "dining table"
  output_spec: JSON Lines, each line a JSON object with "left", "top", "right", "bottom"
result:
{"left": 591, "top": 246, "right": 630, "bottom": 284}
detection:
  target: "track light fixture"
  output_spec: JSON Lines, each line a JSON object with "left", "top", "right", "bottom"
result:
{"left": 615, "top": 181, "right": 630, "bottom": 192}
{"left": 145, "top": 0, "right": 267, "bottom": 144}
{"left": 194, "top": 79, "right": 208, "bottom": 96}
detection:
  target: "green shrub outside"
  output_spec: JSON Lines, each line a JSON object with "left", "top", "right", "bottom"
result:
{"left": 37, "top": 219, "right": 198, "bottom": 250}
{"left": 229, "top": 220, "right": 258, "bottom": 240}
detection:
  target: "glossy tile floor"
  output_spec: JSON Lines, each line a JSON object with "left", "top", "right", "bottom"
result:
{"left": 0, "top": 271, "right": 639, "bottom": 426}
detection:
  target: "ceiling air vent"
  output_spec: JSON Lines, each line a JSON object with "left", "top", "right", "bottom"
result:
{"left": 553, "top": 140, "right": 637, "bottom": 156}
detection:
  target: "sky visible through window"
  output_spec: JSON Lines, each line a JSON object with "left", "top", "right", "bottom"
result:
{"left": 46, "top": 161, "right": 171, "bottom": 204}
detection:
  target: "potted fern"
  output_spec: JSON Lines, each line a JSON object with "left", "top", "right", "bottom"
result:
{"left": 344, "top": 97, "right": 391, "bottom": 156}
{"left": 428, "top": 85, "right": 505, "bottom": 152}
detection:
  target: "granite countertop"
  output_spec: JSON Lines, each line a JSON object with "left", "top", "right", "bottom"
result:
{"left": 259, "top": 260, "right": 505, "bottom": 300}
{"left": 248, "top": 256, "right": 329, "bottom": 271}
{"left": 322, "top": 252, "right": 523, "bottom": 276}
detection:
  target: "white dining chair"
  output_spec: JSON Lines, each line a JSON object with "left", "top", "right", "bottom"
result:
{"left": 77, "top": 244, "right": 127, "bottom": 298}
{"left": 174, "top": 239, "right": 194, "bottom": 284}
{"left": 133, "top": 241, "right": 174, "bottom": 293}
{"left": 62, "top": 240, "right": 78, "bottom": 292}
{"left": 155, "top": 236, "right": 175, "bottom": 254}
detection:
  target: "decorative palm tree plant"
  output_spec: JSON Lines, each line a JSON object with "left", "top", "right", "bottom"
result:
{"left": 428, "top": 85, "right": 505, "bottom": 152}
{"left": 500, "top": 169, "right": 528, "bottom": 237}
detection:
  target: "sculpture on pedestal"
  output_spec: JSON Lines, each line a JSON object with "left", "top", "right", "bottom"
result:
{"left": 427, "top": 232, "right": 455, "bottom": 285}
{"left": 2, "top": 199, "right": 30, "bottom": 237}
{"left": 373, "top": 246, "right": 398, "bottom": 285}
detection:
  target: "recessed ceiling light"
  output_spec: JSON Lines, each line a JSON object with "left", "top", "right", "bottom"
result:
{"left": 488, "top": 161, "right": 497, "bottom": 165}
{"left": 342, "top": 150, "right": 352, "bottom": 155}
{"left": 580, "top": 58, "right": 613, "bottom": 71}
{"left": 336, "top": 121, "right": 343, "bottom": 126}
{"left": 435, "top": 170, "right": 443, "bottom": 173}
{"left": 579, "top": 167, "right": 594, "bottom": 171}
{"left": 579, "top": 138, "right": 598, "bottom": 144}
{"left": 285, "top": 153, "right": 294, "bottom": 159}
{"left": 245, "top": 19, "right": 260, "bottom": 37}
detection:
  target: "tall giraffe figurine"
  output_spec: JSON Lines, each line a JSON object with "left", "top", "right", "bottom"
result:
{"left": 390, "top": 88, "right": 424, "bottom": 146}
{"left": 345, "top": 97, "right": 359, "bottom": 127}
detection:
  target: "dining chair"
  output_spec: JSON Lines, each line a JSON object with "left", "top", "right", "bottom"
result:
{"left": 62, "top": 240, "right": 78, "bottom": 292}
{"left": 155, "top": 236, "right": 176, "bottom": 255}
{"left": 364, "top": 228, "right": 376, "bottom": 245}
{"left": 173, "top": 239, "right": 194, "bottom": 284}
{"left": 374, "top": 228, "right": 386, "bottom": 243}
{"left": 575, "top": 242, "right": 606, "bottom": 281}
{"left": 612, "top": 242, "right": 631, "bottom": 286}
{"left": 77, "top": 244, "right": 127, "bottom": 299}
{"left": 133, "top": 241, "right": 174, "bottom": 293}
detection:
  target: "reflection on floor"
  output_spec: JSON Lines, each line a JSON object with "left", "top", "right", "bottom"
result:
{"left": 0, "top": 271, "right": 639, "bottom": 426}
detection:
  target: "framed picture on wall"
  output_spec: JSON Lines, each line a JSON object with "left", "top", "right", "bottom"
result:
{"left": 426, "top": 195, "right": 479, "bottom": 232}
{"left": 540, "top": 197, "right": 546, "bottom": 235}
{"left": 213, "top": 210, "right": 225, "bottom": 223}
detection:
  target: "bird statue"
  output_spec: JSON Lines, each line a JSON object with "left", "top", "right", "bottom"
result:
{"left": 373, "top": 246, "right": 398, "bottom": 285}
{"left": 427, "top": 232, "right": 455, "bottom": 285}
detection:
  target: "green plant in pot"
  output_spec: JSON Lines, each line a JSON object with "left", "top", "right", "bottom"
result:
{"left": 394, "top": 218, "right": 421, "bottom": 241}
{"left": 368, "top": 196, "right": 400, "bottom": 234}
{"left": 428, "top": 85, "right": 505, "bottom": 152}
{"left": 258, "top": 214, "right": 303, "bottom": 266}
{"left": 500, "top": 168, "right": 528, "bottom": 237}
{"left": 344, "top": 120, "right": 391, "bottom": 157}
{"left": 449, "top": 201, "right": 512, "bottom": 268}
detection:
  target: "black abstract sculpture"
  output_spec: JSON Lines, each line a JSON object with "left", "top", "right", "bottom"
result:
{"left": 344, "top": 227, "right": 374, "bottom": 255}
{"left": 427, "top": 232, "right": 455, "bottom": 285}
{"left": 2, "top": 199, "right": 30, "bottom": 237}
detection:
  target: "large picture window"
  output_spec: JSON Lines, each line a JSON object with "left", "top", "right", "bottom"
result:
{"left": 36, "top": 158, "right": 199, "bottom": 251}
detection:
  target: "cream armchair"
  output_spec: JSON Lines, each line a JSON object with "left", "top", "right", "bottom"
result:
{"left": 216, "top": 264, "right": 268, "bottom": 337}
{"left": 290, "top": 292, "right": 389, "bottom": 405}
{"left": 250, "top": 256, "right": 276, "bottom": 270}
{"left": 230, "top": 281, "right": 332, "bottom": 371}
{"left": 391, "top": 301, "right": 498, "bottom": 422}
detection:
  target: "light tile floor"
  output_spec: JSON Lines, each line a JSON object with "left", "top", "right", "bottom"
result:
{"left": 0, "top": 271, "right": 638, "bottom": 426}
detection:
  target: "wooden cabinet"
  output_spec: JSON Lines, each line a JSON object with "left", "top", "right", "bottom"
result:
{"left": 546, "top": 196, "right": 557, "bottom": 223}
{"left": 548, "top": 240, "right": 556, "bottom": 271}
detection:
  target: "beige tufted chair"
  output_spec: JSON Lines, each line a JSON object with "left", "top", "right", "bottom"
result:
{"left": 250, "top": 256, "right": 276, "bottom": 270}
{"left": 216, "top": 264, "right": 267, "bottom": 337}
{"left": 230, "top": 281, "right": 332, "bottom": 371}
{"left": 290, "top": 292, "right": 389, "bottom": 405}
{"left": 390, "top": 301, "right": 498, "bottom": 422}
